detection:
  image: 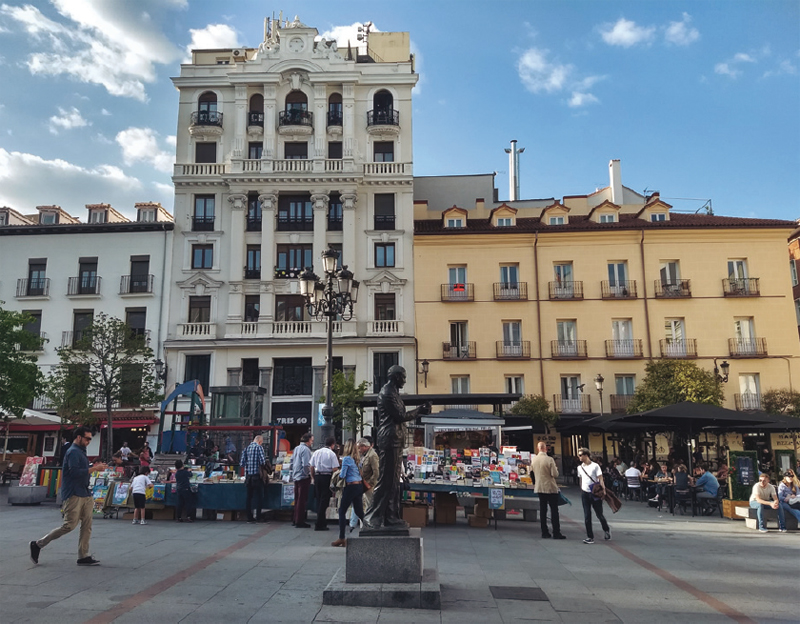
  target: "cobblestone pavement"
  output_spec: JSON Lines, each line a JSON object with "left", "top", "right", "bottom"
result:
{"left": 1, "top": 486, "right": 797, "bottom": 623}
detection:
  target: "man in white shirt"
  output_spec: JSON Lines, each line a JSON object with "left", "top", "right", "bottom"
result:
{"left": 577, "top": 448, "right": 611, "bottom": 544}
{"left": 309, "top": 437, "right": 340, "bottom": 531}
{"left": 624, "top": 465, "right": 642, "bottom": 500}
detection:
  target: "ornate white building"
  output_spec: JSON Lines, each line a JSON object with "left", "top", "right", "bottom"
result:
{"left": 164, "top": 17, "right": 419, "bottom": 445}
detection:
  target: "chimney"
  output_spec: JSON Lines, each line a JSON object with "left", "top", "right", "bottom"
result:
{"left": 609, "top": 160, "right": 623, "bottom": 205}
{"left": 505, "top": 140, "right": 525, "bottom": 201}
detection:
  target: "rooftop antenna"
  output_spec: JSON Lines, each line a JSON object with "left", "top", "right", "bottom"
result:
{"left": 357, "top": 21, "right": 373, "bottom": 56}
{"left": 504, "top": 140, "right": 525, "bottom": 201}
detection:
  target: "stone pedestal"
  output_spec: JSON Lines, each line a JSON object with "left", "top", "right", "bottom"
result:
{"left": 8, "top": 485, "right": 47, "bottom": 505}
{"left": 346, "top": 527, "right": 422, "bottom": 584}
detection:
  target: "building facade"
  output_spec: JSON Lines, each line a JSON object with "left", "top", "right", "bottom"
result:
{"left": 413, "top": 161, "right": 800, "bottom": 456}
{"left": 0, "top": 202, "right": 174, "bottom": 456}
{"left": 788, "top": 226, "right": 800, "bottom": 338}
{"left": 164, "top": 17, "right": 418, "bottom": 446}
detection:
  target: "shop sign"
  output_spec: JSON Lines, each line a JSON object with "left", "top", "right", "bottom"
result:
{"left": 274, "top": 416, "right": 309, "bottom": 426}
{"left": 770, "top": 433, "right": 799, "bottom": 450}
{"left": 488, "top": 487, "right": 504, "bottom": 510}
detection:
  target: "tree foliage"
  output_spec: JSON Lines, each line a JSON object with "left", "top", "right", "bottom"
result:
{"left": 0, "top": 303, "right": 46, "bottom": 418}
{"left": 47, "top": 313, "right": 161, "bottom": 459}
{"left": 509, "top": 394, "right": 560, "bottom": 427}
{"left": 626, "top": 360, "right": 724, "bottom": 414}
{"left": 761, "top": 389, "right": 800, "bottom": 418}
{"left": 328, "top": 369, "right": 370, "bottom": 437}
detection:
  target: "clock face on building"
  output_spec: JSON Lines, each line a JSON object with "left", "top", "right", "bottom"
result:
{"left": 288, "top": 37, "right": 305, "bottom": 53}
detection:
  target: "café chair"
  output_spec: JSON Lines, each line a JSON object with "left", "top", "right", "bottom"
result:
{"left": 698, "top": 489, "right": 725, "bottom": 518}
{"left": 674, "top": 489, "right": 692, "bottom": 515}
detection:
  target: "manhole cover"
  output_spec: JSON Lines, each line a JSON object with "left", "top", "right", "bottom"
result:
{"left": 490, "top": 586, "right": 548, "bottom": 601}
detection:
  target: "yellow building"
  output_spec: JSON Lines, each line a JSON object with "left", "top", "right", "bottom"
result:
{"left": 413, "top": 162, "right": 800, "bottom": 454}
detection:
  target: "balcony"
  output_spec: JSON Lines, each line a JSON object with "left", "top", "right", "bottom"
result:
{"left": 551, "top": 340, "right": 588, "bottom": 359}
{"left": 244, "top": 268, "right": 261, "bottom": 280}
{"left": 723, "top": 277, "right": 760, "bottom": 297}
{"left": 189, "top": 111, "right": 223, "bottom": 136}
{"left": 734, "top": 393, "right": 762, "bottom": 411}
{"left": 192, "top": 216, "right": 215, "bottom": 231}
{"left": 442, "top": 342, "right": 476, "bottom": 360}
{"left": 729, "top": 337, "right": 768, "bottom": 358}
{"left": 16, "top": 278, "right": 50, "bottom": 298}
{"left": 374, "top": 215, "right": 395, "bottom": 230}
{"left": 19, "top": 331, "right": 46, "bottom": 353}
{"left": 553, "top": 395, "right": 591, "bottom": 414}
{"left": 67, "top": 276, "right": 101, "bottom": 296}
{"left": 276, "top": 215, "right": 313, "bottom": 231}
{"left": 61, "top": 330, "right": 89, "bottom": 348}
{"left": 493, "top": 282, "right": 528, "bottom": 301}
{"left": 248, "top": 111, "right": 264, "bottom": 127}
{"left": 441, "top": 283, "right": 474, "bottom": 302}
{"left": 246, "top": 217, "right": 262, "bottom": 232}
{"left": 605, "top": 339, "right": 643, "bottom": 359}
{"left": 367, "top": 109, "right": 399, "bottom": 127}
{"left": 31, "top": 395, "right": 55, "bottom": 411}
{"left": 272, "top": 159, "right": 313, "bottom": 173}
{"left": 178, "top": 322, "right": 217, "bottom": 340}
{"left": 367, "top": 320, "right": 405, "bottom": 336}
{"left": 659, "top": 339, "right": 697, "bottom": 358}
{"left": 175, "top": 163, "right": 227, "bottom": 176}
{"left": 654, "top": 279, "right": 691, "bottom": 298}
{"left": 364, "top": 162, "right": 410, "bottom": 176}
{"left": 274, "top": 267, "right": 304, "bottom": 280}
{"left": 610, "top": 394, "right": 634, "bottom": 414}
{"left": 496, "top": 341, "right": 531, "bottom": 359}
{"left": 327, "top": 111, "right": 343, "bottom": 127}
{"left": 120, "top": 274, "right": 154, "bottom": 295}
{"left": 225, "top": 320, "right": 356, "bottom": 338}
{"left": 601, "top": 280, "right": 637, "bottom": 299}
{"left": 548, "top": 281, "right": 584, "bottom": 300}
{"left": 327, "top": 215, "right": 343, "bottom": 231}
{"left": 278, "top": 110, "right": 313, "bottom": 135}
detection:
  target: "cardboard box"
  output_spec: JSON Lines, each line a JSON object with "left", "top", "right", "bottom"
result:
{"left": 403, "top": 505, "right": 428, "bottom": 528}
{"left": 468, "top": 514, "right": 489, "bottom": 528}
{"left": 437, "top": 508, "right": 457, "bottom": 525}
{"left": 215, "top": 511, "right": 234, "bottom": 521}
{"left": 474, "top": 499, "right": 491, "bottom": 519}
{"left": 435, "top": 492, "right": 458, "bottom": 510}
{"left": 150, "top": 507, "right": 175, "bottom": 520}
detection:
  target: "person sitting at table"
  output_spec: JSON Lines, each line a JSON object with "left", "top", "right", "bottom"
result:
{"left": 692, "top": 464, "right": 720, "bottom": 513}
{"left": 624, "top": 464, "right": 643, "bottom": 500}
{"left": 673, "top": 464, "right": 691, "bottom": 512}
{"left": 649, "top": 464, "right": 672, "bottom": 504}
{"left": 777, "top": 470, "right": 800, "bottom": 524}
{"left": 749, "top": 472, "right": 787, "bottom": 533}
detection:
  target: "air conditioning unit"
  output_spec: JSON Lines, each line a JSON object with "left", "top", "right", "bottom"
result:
{"left": 232, "top": 48, "right": 247, "bottom": 60}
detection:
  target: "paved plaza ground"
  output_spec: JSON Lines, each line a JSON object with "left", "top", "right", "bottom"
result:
{"left": 0, "top": 486, "right": 797, "bottom": 624}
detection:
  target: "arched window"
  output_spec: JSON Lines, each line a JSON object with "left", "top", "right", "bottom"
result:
{"left": 198, "top": 91, "right": 217, "bottom": 113}
{"left": 195, "top": 92, "right": 220, "bottom": 125}
{"left": 370, "top": 90, "right": 397, "bottom": 125}
{"left": 285, "top": 91, "right": 308, "bottom": 112}
{"left": 249, "top": 94, "right": 264, "bottom": 126}
{"left": 282, "top": 91, "right": 311, "bottom": 126}
{"left": 373, "top": 90, "right": 393, "bottom": 112}
{"left": 328, "top": 93, "right": 342, "bottom": 126}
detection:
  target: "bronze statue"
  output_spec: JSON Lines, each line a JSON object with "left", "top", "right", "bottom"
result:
{"left": 364, "top": 365, "right": 431, "bottom": 530}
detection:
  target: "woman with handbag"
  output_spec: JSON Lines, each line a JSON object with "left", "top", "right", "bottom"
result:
{"left": 332, "top": 439, "right": 366, "bottom": 547}
{"left": 577, "top": 448, "right": 611, "bottom": 544}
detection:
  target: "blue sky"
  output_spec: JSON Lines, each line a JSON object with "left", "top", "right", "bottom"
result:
{"left": 0, "top": 0, "right": 797, "bottom": 221}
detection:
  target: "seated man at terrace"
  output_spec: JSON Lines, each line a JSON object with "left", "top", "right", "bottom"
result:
{"left": 692, "top": 464, "right": 720, "bottom": 512}
{"left": 749, "top": 472, "right": 786, "bottom": 533}
{"left": 649, "top": 464, "right": 672, "bottom": 503}
{"left": 624, "top": 464, "right": 642, "bottom": 499}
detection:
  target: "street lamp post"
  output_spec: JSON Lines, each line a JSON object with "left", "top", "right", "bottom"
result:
{"left": 299, "top": 247, "right": 359, "bottom": 444}
{"left": 595, "top": 373, "right": 607, "bottom": 464}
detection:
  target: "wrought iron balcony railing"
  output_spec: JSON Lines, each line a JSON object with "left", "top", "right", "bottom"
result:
{"left": 276, "top": 215, "right": 314, "bottom": 231}
{"left": 654, "top": 279, "right": 691, "bottom": 298}
{"left": 493, "top": 282, "right": 528, "bottom": 301}
{"left": 548, "top": 281, "right": 583, "bottom": 300}
{"left": 244, "top": 268, "right": 261, "bottom": 280}
{"left": 120, "top": 274, "right": 154, "bottom": 294}
{"left": 601, "top": 280, "right": 637, "bottom": 299}
{"left": 442, "top": 341, "right": 476, "bottom": 360}
{"left": 327, "top": 215, "right": 343, "bottom": 231}
{"left": 248, "top": 111, "right": 264, "bottom": 126}
{"left": 373, "top": 215, "right": 395, "bottom": 230}
{"left": 190, "top": 111, "right": 223, "bottom": 126}
{"left": 327, "top": 111, "right": 343, "bottom": 126}
{"left": 553, "top": 395, "right": 591, "bottom": 414}
{"left": 605, "top": 339, "right": 643, "bottom": 358}
{"left": 728, "top": 337, "right": 768, "bottom": 357}
{"left": 659, "top": 338, "right": 698, "bottom": 358}
{"left": 16, "top": 278, "right": 50, "bottom": 297}
{"left": 192, "top": 216, "right": 215, "bottom": 231}
{"left": 67, "top": 276, "right": 101, "bottom": 296}
{"left": 496, "top": 341, "right": 531, "bottom": 359}
{"left": 246, "top": 217, "right": 262, "bottom": 232}
{"left": 441, "top": 283, "right": 474, "bottom": 302}
{"left": 734, "top": 393, "right": 762, "bottom": 411}
{"left": 723, "top": 277, "right": 760, "bottom": 297}
{"left": 551, "top": 340, "right": 588, "bottom": 359}
{"left": 367, "top": 109, "right": 399, "bottom": 126}
{"left": 279, "top": 110, "right": 313, "bottom": 127}
{"left": 610, "top": 394, "right": 634, "bottom": 414}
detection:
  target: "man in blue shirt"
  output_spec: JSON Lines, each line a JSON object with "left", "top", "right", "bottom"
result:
{"left": 30, "top": 427, "right": 107, "bottom": 566}
{"left": 693, "top": 464, "right": 720, "bottom": 514}
{"left": 241, "top": 434, "right": 267, "bottom": 523}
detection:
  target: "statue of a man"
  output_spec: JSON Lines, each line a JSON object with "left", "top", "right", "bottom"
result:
{"left": 364, "top": 365, "right": 431, "bottom": 530}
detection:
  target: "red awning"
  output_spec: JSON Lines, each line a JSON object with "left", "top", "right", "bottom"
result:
{"left": 100, "top": 419, "right": 157, "bottom": 429}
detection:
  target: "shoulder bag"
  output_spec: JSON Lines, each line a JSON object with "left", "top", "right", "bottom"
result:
{"left": 582, "top": 465, "right": 622, "bottom": 513}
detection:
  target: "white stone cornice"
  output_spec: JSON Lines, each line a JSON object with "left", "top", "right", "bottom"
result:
{"left": 176, "top": 272, "right": 225, "bottom": 294}
{"left": 362, "top": 269, "right": 407, "bottom": 287}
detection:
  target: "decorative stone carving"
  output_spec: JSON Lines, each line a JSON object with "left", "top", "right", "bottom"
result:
{"left": 311, "top": 193, "right": 329, "bottom": 212}
{"left": 259, "top": 193, "right": 278, "bottom": 211}
{"left": 341, "top": 192, "right": 357, "bottom": 211}
{"left": 290, "top": 72, "right": 303, "bottom": 91}
{"left": 228, "top": 194, "right": 247, "bottom": 210}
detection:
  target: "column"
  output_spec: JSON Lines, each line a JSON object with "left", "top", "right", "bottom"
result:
{"left": 259, "top": 367, "right": 272, "bottom": 426}
{"left": 341, "top": 191, "right": 357, "bottom": 270}
{"left": 313, "top": 84, "right": 327, "bottom": 166}
{"left": 233, "top": 85, "right": 247, "bottom": 160}
{"left": 227, "top": 194, "right": 247, "bottom": 321}
{"left": 311, "top": 193, "right": 329, "bottom": 275}
{"left": 227, "top": 368, "right": 241, "bottom": 385}
{"left": 312, "top": 365, "right": 326, "bottom": 442}
{"left": 259, "top": 192, "right": 277, "bottom": 301}
{"left": 264, "top": 84, "right": 277, "bottom": 160}
{"left": 342, "top": 83, "right": 355, "bottom": 161}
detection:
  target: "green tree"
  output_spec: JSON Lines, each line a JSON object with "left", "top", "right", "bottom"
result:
{"left": 509, "top": 394, "right": 560, "bottom": 428}
{"left": 0, "top": 303, "right": 46, "bottom": 419}
{"left": 761, "top": 389, "right": 800, "bottom": 418}
{"left": 328, "top": 369, "right": 370, "bottom": 438}
{"left": 626, "top": 360, "right": 723, "bottom": 414}
{"left": 48, "top": 313, "right": 162, "bottom": 459}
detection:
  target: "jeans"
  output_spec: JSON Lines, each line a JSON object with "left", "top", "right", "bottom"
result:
{"left": 37, "top": 495, "right": 93, "bottom": 559}
{"left": 581, "top": 491, "right": 609, "bottom": 539}
{"left": 314, "top": 474, "right": 333, "bottom": 528}
{"left": 538, "top": 493, "right": 561, "bottom": 537}
{"left": 339, "top": 483, "right": 365, "bottom": 539}
{"left": 350, "top": 489, "right": 374, "bottom": 527}
{"left": 750, "top": 500, "right": 786, "bottom": 530}
{"left": 176, "top": 489, "right": 195, "bottom": 520}
{"left": 293, "top": 477, "right": 311, "bottom": 524}
{"left": 245, "top": 474, "right": 264, "bottom": 521}
{"left": 780, "top": 501, "right": 800, "bottom": 524}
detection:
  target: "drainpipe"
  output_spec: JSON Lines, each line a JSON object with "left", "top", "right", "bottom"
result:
{"left": 639, "top": 229, "right": 653, "bottom": 359}
{"left": 534, "top": 232, "right": 544, "bottom": 394}
{"left": 779, "top": 357, "right": 794, "bottom": 392}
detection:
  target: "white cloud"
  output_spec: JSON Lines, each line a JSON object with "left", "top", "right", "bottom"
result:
{"left": 48, "top": 106, "right": 90, "bottom": 134}
{"left": 715, "top": 51, "right": 758, "bottom": 79}
{"left": 101, "top": 108, "right": 111, "bottom": 116}
{"left": 665, "top": 13, "right": 700, "bottom": 46}
{"left": 0, "top": 0, "right": 182, "bottom": 101}
{"left": 318, "top": 22, "right": 381, "bottom": 48}
{"left": 763, "top": 58, "right": 798, "bottom": 78}
{"left": 517, "top": 48, "right": 601, "bottom": 107}
{"left": 165, "top": 135, "right": 177, "bottom": 147}
{"left": 733, "top": 53, "right": 755, "bottom": 63}
{"left": 115, "top": 127, "right": 173, "bottom": 173}
{"left": 600, "top": 18, "right": 656, "bottom": 48}
{"left": 185, "top": 23, "right": 240, "bottom": 61}
{"left": 568, "top": 92, "right": 599, "bottom": 108}
{"left": 0, "top": 147, "right": 143, "bottom": 216}
{"left": 714, "top": 63, "right": 739, "bottom": 78}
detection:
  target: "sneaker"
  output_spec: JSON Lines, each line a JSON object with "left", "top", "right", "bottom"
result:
{"left": 139, "top": 521, "right": 147, "bottom": 525}
{"left": 77, "top": 556, "right": 100, "bottom": 566}
{"left": 29, "top": 541, "right": 40, "bottom": 564}
{"left": 132, "top": 519, "right": 138, "bottom": 525}
{"left": 779, "top": 528, "right": 787, "bottom": 533}
{"left": 604, "top": 531, "right": 612, "bottom": 541}
{"left": 648, "top": 497, "right": 659, "bottom": 502}
{"left": 541, "top": 533, "right": 552, "bottom": 539}
{"left": 553, "top": 534, "right": 567, "bottom": 540}
{"left": 583, "top": 538, "right": 595, "bottom": 544}
{"left": 758, "top": 528, "right": 768, "bottom": 533}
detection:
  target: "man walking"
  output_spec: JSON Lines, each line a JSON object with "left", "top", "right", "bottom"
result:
{"left": 291, "top": 432, "right": 314, "bottom": 528}
{"left": 309, "top": 436, "right": 339, "bottom": 531}
{"left": 531, "top": 441, "right": 565, "bottom": 539}
{"left": 241, "top": 434, "right": 267, "bottom": 523}
{"left": 30, "top": 427, "right": 107, "bottom": 565}
{"left": 350, "top": 437, "right": 379, "bottom": 532}
{"left": 577, "top": 448, "right": 611, "bottom": 545}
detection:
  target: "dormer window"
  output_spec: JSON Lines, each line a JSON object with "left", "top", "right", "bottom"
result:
{"left": 40, "top": 212, "right": 57, "bottom": 225}
{"left": 0, "top": 213, "right": 7, "bottom": 226}
{"left": 651, "top": 213, "right": 666, "bottom": 222}
{"left": 89, "top": 210, "right": 107, "bottom": 224}
{"left": 599, "top": 214, "right": 615, "bottom": 223}
{"left": 549, "top": 216, "right": 565, "bottom": 225}
{"left": 497, "top": 218, "right": 513, "bottom": 227}
{"left": 138, "top": 208, "right": 156, "bottom": 222}
{"left": 447, "top": 218, "right": 464, "bottom": 228}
